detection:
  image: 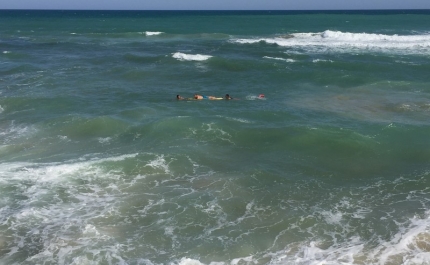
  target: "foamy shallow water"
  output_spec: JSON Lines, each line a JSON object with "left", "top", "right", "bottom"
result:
{"left": 1, "top": 153, "right": 429, "bottom": 264}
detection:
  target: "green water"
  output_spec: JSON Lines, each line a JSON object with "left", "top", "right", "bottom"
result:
{"left": 1, "top": 10, "right": 430, "bottom": 265}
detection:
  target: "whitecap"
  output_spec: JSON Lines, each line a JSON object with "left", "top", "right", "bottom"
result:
{"left": 145, "top": 31, "right": 164, "bottom": 36}
{"left": 172, "top": 52, "right": 213, "bottom": 61}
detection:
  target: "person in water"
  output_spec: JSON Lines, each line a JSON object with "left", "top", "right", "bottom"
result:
{"left": 194, "top": 94, "right": 205, "bottom": 99}
{"left": 225, "top": 94, "right": 233, "bottom": 100}
{"left": 194, "top": 94, "right": 222, "bottom": 100}
{"left": 176, "top": 95, "right": 185, "bottom": 100}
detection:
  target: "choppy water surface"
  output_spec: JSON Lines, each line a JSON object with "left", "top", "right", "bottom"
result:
{"left": 1, "top": 10, "right": 430, "bottom": 265}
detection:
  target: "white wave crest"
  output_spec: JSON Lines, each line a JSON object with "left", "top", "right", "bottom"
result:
{"left": 233, "top": 30, "right": 430, "bottom": 54}
{"left": 263, "top": 56, "right": 295, "bottom": 62}
{"left": 312, "top": 59, "right": 334, "bottom": 63}
{"left": 172, "top": 52, "right": 213, "bottom": 61}
{"left": 145, "top": 31, "right": 164, "bottom": 36}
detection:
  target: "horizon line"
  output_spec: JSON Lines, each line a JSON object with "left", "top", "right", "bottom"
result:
{"left": 1, "top": 8, "right": 430, "bottom": 11}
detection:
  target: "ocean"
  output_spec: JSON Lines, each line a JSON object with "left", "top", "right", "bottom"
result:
{"left": 1, "top": 10, "right": 430, "bottom": 265}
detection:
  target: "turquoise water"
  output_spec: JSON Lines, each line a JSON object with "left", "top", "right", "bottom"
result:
{"left": 1, "top": 10, "right": 430, "bottom": 265}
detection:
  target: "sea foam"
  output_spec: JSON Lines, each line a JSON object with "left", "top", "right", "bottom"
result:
{"left": 172, "top": 52, "right": 213, "bottom": 61}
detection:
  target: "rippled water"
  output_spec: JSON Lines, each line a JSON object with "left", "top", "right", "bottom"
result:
{"left": 1, "top": 10, "right": 430, "bottom": 265}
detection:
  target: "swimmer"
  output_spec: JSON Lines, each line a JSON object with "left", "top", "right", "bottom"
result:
{"left": 225, "top": 94, "right": 233, "bottom": 100}
{"left": 194, "top": 94, "right": 222, "bottom": 100}
{"left": 176, "top": 95, "right": 185, "bottom": 100}
{"left": 194, "top": 94, "right": 206, "bottom": 99}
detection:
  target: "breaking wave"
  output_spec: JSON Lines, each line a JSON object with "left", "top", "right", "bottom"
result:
{"left": 232, "top": 30, "right": 430, "bottom": 54}
{"left": 172, "top": 52, "right": 213, "bottom": 61}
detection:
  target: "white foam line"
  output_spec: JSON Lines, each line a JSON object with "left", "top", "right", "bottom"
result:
{"left": 263, "top": 56, "right": 296, "bottom": 62}
{"left": 0, "top": 153, "right": 139, "bottom": 184}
